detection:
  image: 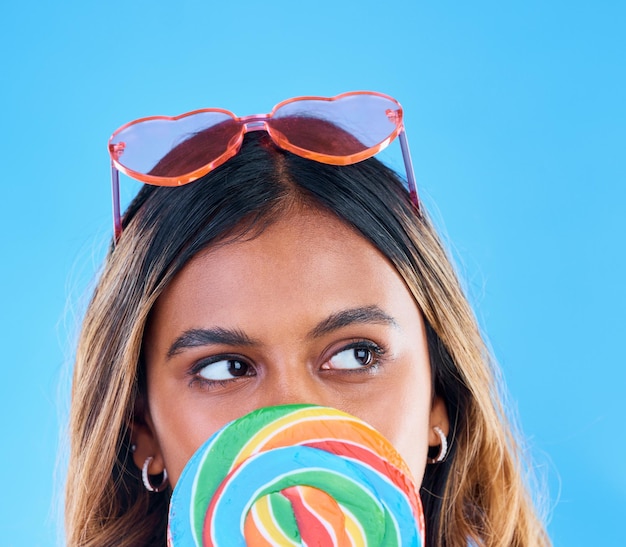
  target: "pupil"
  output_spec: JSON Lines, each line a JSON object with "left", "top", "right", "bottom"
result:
{"left": 355, "top": 348, "right": 370, "bottom": 365}
{"left": 228, "top": 360, "right": 247, "bottom": 377}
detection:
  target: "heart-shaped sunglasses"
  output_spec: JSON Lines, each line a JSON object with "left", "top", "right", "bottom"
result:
{"left": 109, "top": 91, "right": 418, "bottom": 241}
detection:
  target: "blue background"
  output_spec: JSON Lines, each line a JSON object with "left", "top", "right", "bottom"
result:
{"left": 1, "top": 1, "right": 624, "bottom": 545}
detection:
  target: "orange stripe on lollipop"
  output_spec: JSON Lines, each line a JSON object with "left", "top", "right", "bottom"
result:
{"left": 237, "top": 412, "right": 411, "bottom": 477}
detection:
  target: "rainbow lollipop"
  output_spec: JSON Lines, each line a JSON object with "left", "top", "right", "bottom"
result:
{"left": 168, "top": 404, "right": 425, "bottom": 546}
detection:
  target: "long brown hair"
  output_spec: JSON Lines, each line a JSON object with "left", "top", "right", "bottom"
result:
{"left": 66, "top": 132, "right": 549, "bottom": 546}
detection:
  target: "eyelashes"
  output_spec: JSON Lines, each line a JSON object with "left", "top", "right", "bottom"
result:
{"left": 324, "top": 341, "right": 384, "bottom": 371}
{"left": 196, "top": 357, "right": 255, "bottom": 380}
{"left": 187, "top": 340, "right": 386, "bottom": 391}
{"left": 188, "top": 354, "right": 256, "bottom": 389}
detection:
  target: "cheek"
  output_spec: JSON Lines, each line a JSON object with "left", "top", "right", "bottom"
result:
{"left": 146, "top": 380, "right": 254, "bottom": 486}
{"left": 365, "top": 373, "right": 432, "bottom": 485}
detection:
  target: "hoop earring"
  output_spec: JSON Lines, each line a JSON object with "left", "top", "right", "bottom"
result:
{"left": 142, "top": 456, "right": 169, "bottom": 493}
{"left": 427, "top": 426, "right": 448, "bottom": 464}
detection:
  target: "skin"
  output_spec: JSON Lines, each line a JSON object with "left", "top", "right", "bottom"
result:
{"left": 133, "top": 206, "right": 448, "bottom": 487}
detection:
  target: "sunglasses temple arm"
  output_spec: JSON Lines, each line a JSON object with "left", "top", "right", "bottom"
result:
{"left": 111, "top": 162, "right": 122, "bottom": 244}
{"left": 398, "top": 129, "right": 420, "bottom": 212}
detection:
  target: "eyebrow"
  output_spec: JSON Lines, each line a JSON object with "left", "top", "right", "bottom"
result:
{"left": 308, "top": 305, "right": 398, "bottom": 338}
{"left": 166, "top": 327, "right": 258, "bottom": 358}
{"left": 165, "top": 305, "right": 398, "bottom": 358}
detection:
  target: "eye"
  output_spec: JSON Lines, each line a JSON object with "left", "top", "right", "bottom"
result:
{"left": 326, "top": 342, "right": 381, "bottom": 371}
{"left": 196, "top": 357, "right": 253, "bottom": 381}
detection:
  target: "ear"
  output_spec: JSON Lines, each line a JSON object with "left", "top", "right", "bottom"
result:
{"left": 428, "top": 396, "right": 449, "bottom": 447}
{"left": 130, "top": 399, "right": 165, "bottom": 475}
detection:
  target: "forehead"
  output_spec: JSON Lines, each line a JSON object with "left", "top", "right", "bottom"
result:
{"left": 150, "top": 207, "right": 417, "bottom": 334}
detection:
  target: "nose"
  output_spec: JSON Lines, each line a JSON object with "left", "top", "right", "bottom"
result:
{"left": 257, "top": 366, "right": 335, "bottom": 410}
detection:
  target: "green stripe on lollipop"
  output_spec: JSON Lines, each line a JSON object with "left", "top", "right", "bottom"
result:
{"left": 268, "top": 492, "right": 300, "bottom": 542}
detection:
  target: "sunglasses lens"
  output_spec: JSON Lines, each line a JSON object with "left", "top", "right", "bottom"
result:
{"left": 110, "top": 111, "right": 241, "bottom": 182}
{"left": 270, "top": 94, "right": 402, "bottom": 159}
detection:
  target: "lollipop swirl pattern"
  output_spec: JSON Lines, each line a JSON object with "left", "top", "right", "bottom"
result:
{"left": 168, "top": 405, "right": 425, "bottom": 546}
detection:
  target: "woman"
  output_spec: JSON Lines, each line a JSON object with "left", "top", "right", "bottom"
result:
{"left": 66, "top": 92, "right": 549, "bottom": 546}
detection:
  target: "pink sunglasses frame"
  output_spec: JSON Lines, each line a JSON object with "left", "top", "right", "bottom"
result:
{"left": 109, "top": 91, "right": 419, "bottom": 241}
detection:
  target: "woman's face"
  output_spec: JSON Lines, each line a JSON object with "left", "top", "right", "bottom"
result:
{"left": 134, "top": 207, "right": 448, "bottom": 487}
